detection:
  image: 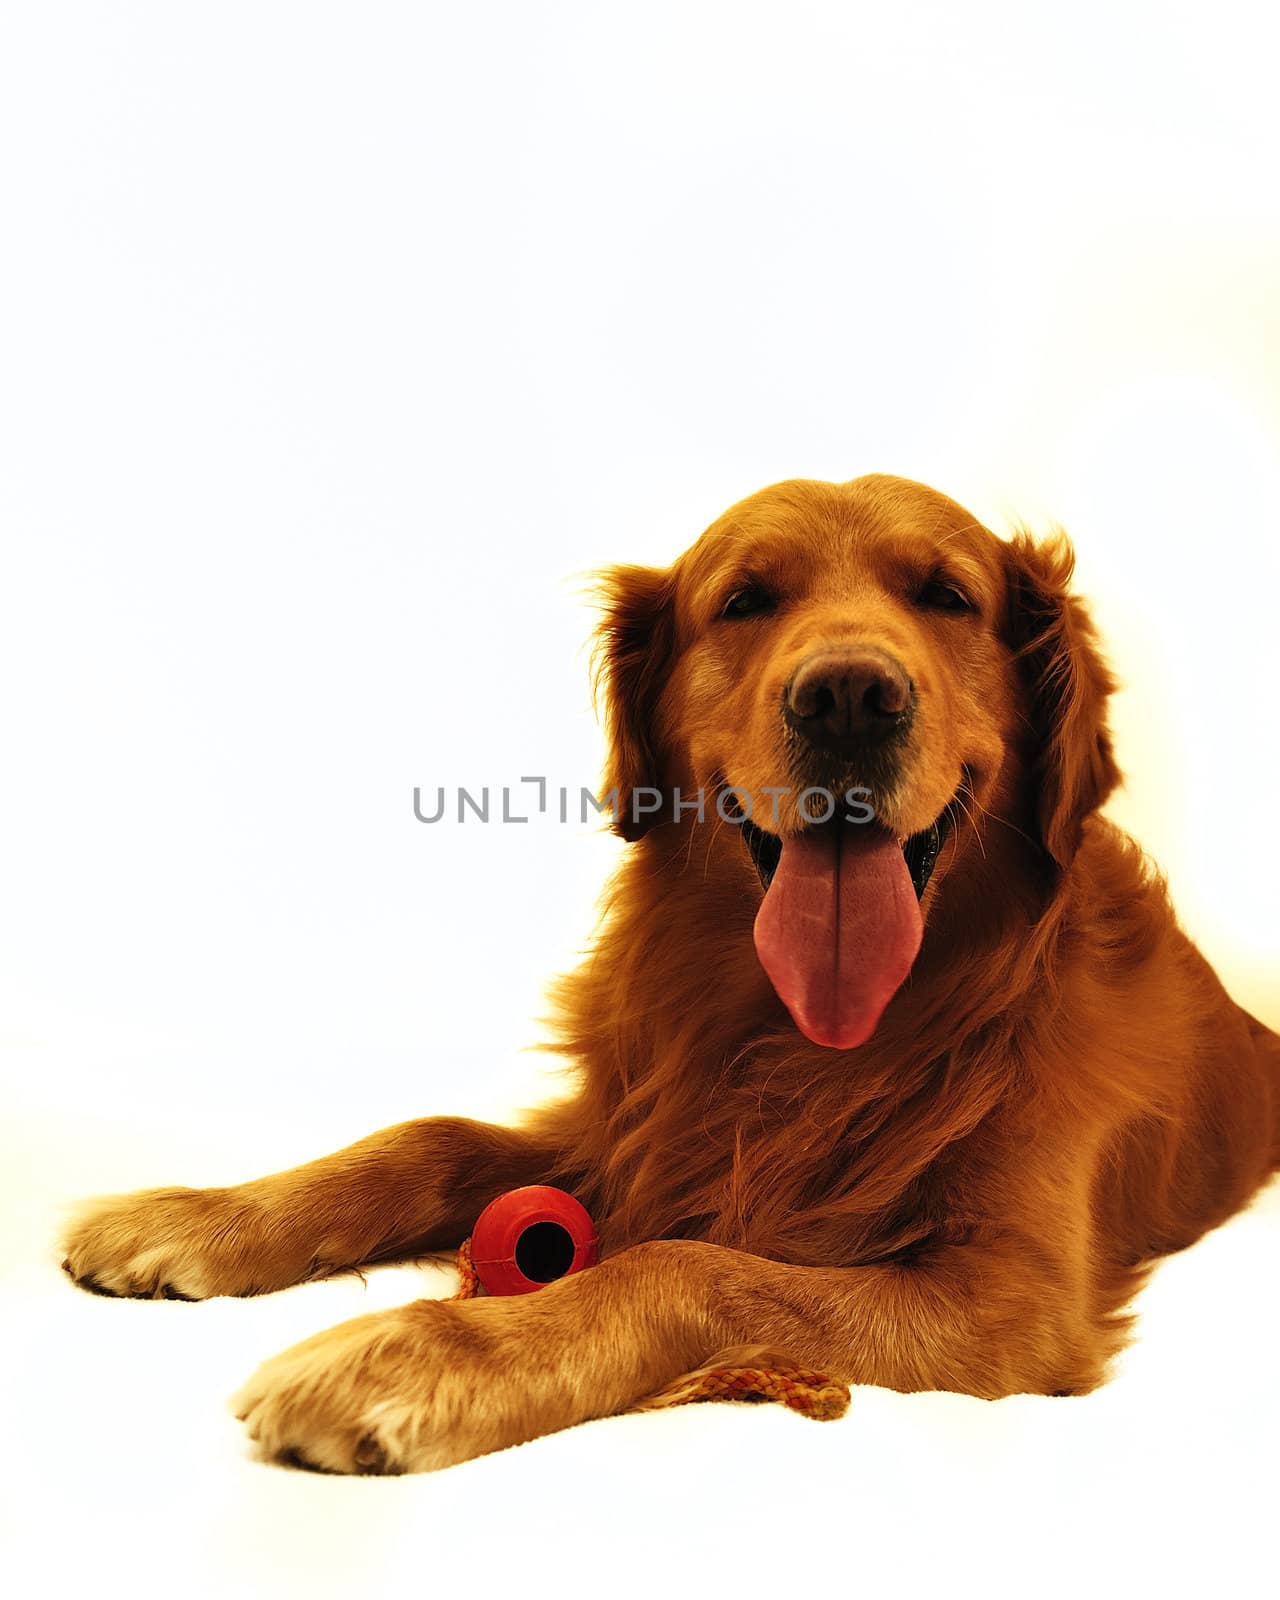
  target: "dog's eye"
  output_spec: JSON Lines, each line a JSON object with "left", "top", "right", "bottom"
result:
{"left": 722, "top": 585, "right": 776, "bottom": 619}
{"left": 916, "top": 578, "right": 975, "bottom": 614}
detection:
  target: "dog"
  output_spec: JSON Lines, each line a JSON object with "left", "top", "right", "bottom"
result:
{"left": 61, "top": 474, "right": 1280, "bottom": 1473}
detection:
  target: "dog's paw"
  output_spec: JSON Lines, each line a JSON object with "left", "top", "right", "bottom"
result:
{"left": 232, "top": 1299, "right": 560, "bottom": 1474}
{"left": 59, "top": 1185, "right": 294, "bottom": 1301}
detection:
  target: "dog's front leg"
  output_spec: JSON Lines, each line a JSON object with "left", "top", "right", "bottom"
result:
{"left": 233, "top": 1239, "right": 727, "bottom": 1472}
{"left": 60, "top": 1116, "right": 570, "bottom": 1301}
{"left": 232, "top": 1232, "right": 1094, "bottom": 1472}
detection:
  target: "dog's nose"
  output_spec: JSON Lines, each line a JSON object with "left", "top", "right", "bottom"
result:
{"left": 784, "top": 648, "right": 913, "bottom": 747}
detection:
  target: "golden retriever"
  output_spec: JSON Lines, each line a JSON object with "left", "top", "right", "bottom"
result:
{"left": 61, "top": 474, "right": 1280, "bottom": 1473}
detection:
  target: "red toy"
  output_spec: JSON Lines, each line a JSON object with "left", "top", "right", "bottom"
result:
{"left": 467, "top": 1185, "right": 599, "bottom": 1297}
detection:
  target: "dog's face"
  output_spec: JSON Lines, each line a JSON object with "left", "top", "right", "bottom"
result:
{"left": 665, "top": 476, "right": 1013, "bottom": 845}
{"left": 597, "top": 475, "right": 1119, "bottom": 1048}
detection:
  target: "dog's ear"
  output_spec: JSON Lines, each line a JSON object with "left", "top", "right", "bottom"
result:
{"left": 1003, "top": 531, "right": 1121, "bottom": 868}
{"left": 592, "top": 564, "right": 678, "bottom": 841}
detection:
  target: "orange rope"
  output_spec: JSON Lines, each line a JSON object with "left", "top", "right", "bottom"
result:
{"left": 449, "top": 1235, "right": 482, "bottom": 1301}
{"left": 447, "top": 1237, "right": 850, "bottom": 1423}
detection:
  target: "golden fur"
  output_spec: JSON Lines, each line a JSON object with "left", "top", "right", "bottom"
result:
{"left": 62, "top": 475, "right": 1280, "bottom": 1471}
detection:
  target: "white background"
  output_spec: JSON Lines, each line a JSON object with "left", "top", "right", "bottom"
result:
{"left": 1, "top": 5, "right": 1277, "bottom": 1598}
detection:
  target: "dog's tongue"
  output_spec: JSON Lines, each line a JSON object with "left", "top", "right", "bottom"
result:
{"left": 753, "top": 822, "right": 922, "bottom": 1049}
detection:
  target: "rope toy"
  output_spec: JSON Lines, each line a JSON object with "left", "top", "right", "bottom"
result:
{"left": 447, "top": 1186, "right": 850, "bottom": 1423}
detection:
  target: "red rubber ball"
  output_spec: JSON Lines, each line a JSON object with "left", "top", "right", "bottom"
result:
{"left": 469, "top": 1185, "right": 599, "bottom": 1297}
